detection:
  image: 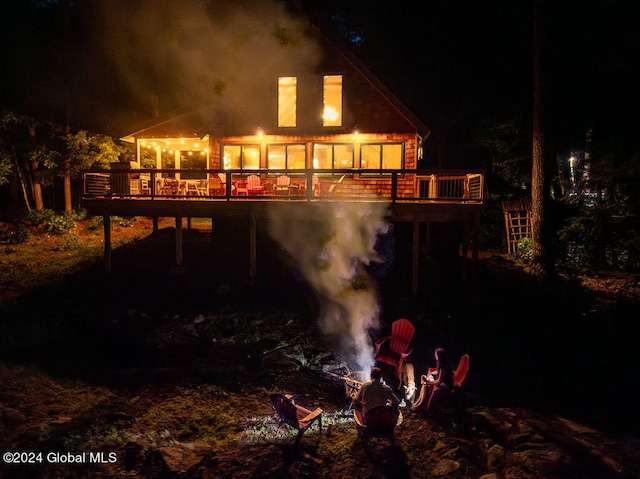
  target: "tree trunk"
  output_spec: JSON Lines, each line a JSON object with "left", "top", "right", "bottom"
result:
{"left": 13, "top": 155, "right": 32, "bottom": 212}
{"left": 28, "top": 125, "right": 44, "bottom": 211}
{"left": 64, "top": 158, "right": 72, "bottom": 212}
{"left": 530, "top": 0, "right": 555, "bottom": 279}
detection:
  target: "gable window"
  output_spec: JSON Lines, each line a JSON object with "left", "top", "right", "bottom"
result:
{"left": 278, "top": 77, "right": 297, "bottom": 127}
{"left": 361, "top": 143, "right": 404, "bottom": 174}
{"left": 267, "top": 144, "right": 306, "bottom": 170}
{"left": 313, "top": 143, "right": 353, "bottom": 171}
{"left": 222, "top": 144, "right": 260, "bottom": 170}
{"left": 322, "top": 75, "right": 342, "bottom": 127}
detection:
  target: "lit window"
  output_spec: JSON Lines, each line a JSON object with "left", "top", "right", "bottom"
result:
{"left": 323, "top": 75, "right": 342, "bottom": 127}
{"left": 268, "top": 144, "right": 306, "bottom": 170}
{"left": 278, "top": 77, "right": 297, "bottom": 127}
{"left": 222, "top": 144, "right": 260, "bottom": 170}
{"left": 180, "top": 149, "right": 207, "bottom": 179}
{"left": 313, "top": 143, "right": 353, "bottom": 172}
{"left": 361, "top": 143, "right": 404, "bottom": 175}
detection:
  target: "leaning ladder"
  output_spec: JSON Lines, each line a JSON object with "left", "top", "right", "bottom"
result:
{"left": 502, "top": 198, "right": 532, "bottom": 256}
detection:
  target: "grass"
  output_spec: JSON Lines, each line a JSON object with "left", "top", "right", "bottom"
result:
{"left": 0, "top": 216, "right": 169, "bottom": 303}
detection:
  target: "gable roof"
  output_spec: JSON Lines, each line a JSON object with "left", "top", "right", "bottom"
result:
{"left": 122, "top": 25, "right": 430, "bottom": 142}
{"left": 311, "top": 25, "right": 430, "bottom": 140}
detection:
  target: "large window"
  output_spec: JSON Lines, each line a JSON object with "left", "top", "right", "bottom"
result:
{"left": 180, "top": 150, "right": 207, "bottom": 179}
{"left": 322, "top": 75, "right": 342, "bottom": 127}
{"left": 278, "top": 77, "right": 297, "bottom": 127}
{"left": 267, "top": 144, "right": 306, "bottom": 170}
{"left": 222, "top": 144, "right": 260, "bottom": 170}
{"left": 313, "top": 143, "right": 353, "bottom": 171}
{"left": 360, "top": 143, "right": 404, "bottom": 174}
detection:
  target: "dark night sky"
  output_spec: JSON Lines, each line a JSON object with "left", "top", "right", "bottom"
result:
{"left": 0, "top": 0, "right": 638, "bottom": 162}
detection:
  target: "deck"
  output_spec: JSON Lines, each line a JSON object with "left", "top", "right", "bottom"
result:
{"left": 81, "top": 168, "right": 485, "bottom": 223}
{"left": 82, "top": 168, "right": 485, "bottom": 294}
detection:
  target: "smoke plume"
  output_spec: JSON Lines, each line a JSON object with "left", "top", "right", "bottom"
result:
{"left": 268, "top": 202, "right": 391, "bottom": 372}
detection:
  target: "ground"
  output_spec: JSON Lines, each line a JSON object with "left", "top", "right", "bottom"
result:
{"left": 0, "top": 217, "right": 639, "bottom": 478}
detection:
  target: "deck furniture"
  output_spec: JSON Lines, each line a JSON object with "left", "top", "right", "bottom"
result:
{"left": 247, "top": 174, "right": 265, "bottom": 195}
{"left": 270, "top": 393, "right": 323, "bottom": 443}
{"left": 275, "top": 175, "right": 291, "bottom": 195}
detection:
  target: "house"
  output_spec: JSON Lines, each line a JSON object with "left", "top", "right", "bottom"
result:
{"left": 82, "top": 27, "right": 484, "bottom": 294}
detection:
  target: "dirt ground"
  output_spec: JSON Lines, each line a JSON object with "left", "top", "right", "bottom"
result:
{"left": 1, "top": 217, "right": 639, "bottom": 478}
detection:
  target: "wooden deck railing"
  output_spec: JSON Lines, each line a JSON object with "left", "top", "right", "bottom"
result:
{"left": 81, "top": 168, "right": 484, "bottom": 203}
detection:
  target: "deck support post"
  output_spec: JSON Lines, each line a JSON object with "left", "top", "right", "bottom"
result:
{"left": 461, "top": 223, "right": 469, "bottom": 280}
{"left": 103, "top": 214, "right": 111, "bottom": 274}
{"left": 412, "top": 220, "right": 420, "bottom": 298}
{"left": 176, "top": 216, "right": 183, "bottom": 266}
{"left": 249, "top": 211, "right": 257, "bottom": 284}
{"left": 153, "top": 217, "right": 158, "bottom": 232}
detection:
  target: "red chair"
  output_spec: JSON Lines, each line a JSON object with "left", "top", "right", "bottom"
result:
{"left": 270, "top": 393, "right": 323, "bottom": 443}
{"left": 424, "top": 353, "right": 470, "bottom": 412}
{"left": 374, "top": 318, "right": 415, "bottom": 380}
{"left": 354, "top": 406, "right": 402, "bottom": 446}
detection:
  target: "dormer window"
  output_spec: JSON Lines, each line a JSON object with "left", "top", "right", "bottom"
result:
{"left": 322, "top": 75, "right": 342, "bottom": 127}
{"left": 278, "top": 77, "right": 297, "bottom": 127}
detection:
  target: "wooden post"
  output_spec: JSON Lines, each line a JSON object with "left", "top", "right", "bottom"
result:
{"left": 249, "top": 211, "right": 257, "bottom": 284}
{"left": 176, "top": 216, "right": 183, "bottom": 266}
{"left": 412, "top": 220, "right": 420, "bottom": 298}
{"left": 153, "top": 217, "right": 159, "bottom": 232}
{"left": 461, "top": 223, "right": 469, "bottom": 280}
{"left": 103, "top": 214, "right": 111, "bottom": 273}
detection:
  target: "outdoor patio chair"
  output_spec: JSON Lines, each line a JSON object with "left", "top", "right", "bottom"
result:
{"left": 247, "top": 174, "right": 265, "bottom": 195}
{"left": 374, "top": 318, "right": 415, "bottom": 380}
{"left": 159, "top": 178, "right": 179, "bottom": 195}
{"left": 217, "top": 173, "right": 235, "bottom": 196}
{"left": 424, "top": 353, "right": 470, "bottom": 412}
{"left": 275, "top": 175, "right": 291, "bottom": 195}
{"left": 270, "top": 393, "right": 323, "bottom": 443}
{"left": 354, "top": 406, "right": 402, "bottom": 446}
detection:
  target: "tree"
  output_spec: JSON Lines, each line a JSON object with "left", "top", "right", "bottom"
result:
{"left": 530, "top": 0, "right": 556, "bottom": 279}
{"left": 0, "top": 111, "right": 60, "bottom": 212}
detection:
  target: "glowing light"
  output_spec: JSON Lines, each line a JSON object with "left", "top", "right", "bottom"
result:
{"left": 180, "top": 139, "right": 185, "bottom": 144}
{"left": 188, "top": 151, "right": 193, "bottom": 156}
{"left": 194, "top": 143, "right": 199, "bottom": 148}
{"left": 204, "top": 148, "right": 209, "bottom": 153}
{"left": 323, "top": 107, "right": 338, "bottom": 122}
{"left": 257, "top": 128, "right": 263, "bottom": 137}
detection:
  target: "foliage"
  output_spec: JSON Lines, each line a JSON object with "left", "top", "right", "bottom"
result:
{"left": 474, "top": 115, "right": 532, "bottom": 194}
{"left": 0, "top": 223, "right": 32, "bottom": 244}
{"left": 65, "top": 130, "right": 133, "bottom": 176}
{"left": 24, "top": 209, "right": 84, "bottom": 234}
{"left": 86, "top": 215, "right": 135, "bottom": 230}
{"left": 515, "top": 237, "right": 533, "bottom": 264}
{"left": 558, "top": 204, "right": 640, "bottom": 272}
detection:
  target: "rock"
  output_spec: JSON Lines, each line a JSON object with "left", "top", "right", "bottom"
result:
{"left": 261, "top": 349, "right": 299, "bottom": 371}
{"left": 431, "top": 458, "right": 460, "bottom": 476}
{"left": 153, "top": 442, "right": 212, "bottom": 474}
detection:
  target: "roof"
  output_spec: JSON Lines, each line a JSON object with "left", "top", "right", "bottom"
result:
{"left": 122, "top": 25, "right": 430, "bottom": 142}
